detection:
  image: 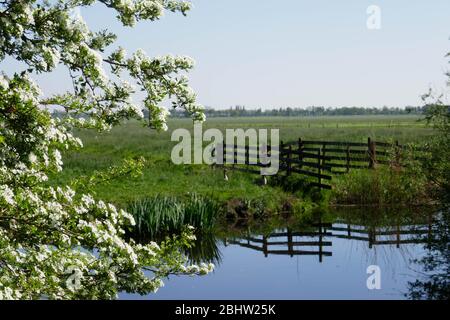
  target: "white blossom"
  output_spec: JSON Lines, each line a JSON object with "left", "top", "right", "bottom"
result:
{"left": 0, "top": 185, "right": 15, "bottom": 205}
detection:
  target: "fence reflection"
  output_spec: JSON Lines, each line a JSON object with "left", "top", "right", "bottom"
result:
{"left": 223, "top": 219, "right": 432, "bottom": 262}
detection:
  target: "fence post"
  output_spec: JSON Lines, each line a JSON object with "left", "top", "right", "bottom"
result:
{"left": 368, "top": 226, "right": 375, "bottom": 249}
{"left": 317, "top": 148, "right": 322, "bottom": 187}
{"left": 233, "top": 141, "right": 237, "bottom": 170}
{"left": 298, "top": 138, "right": 303, "bottom": 169}
{"left": 220, "top": 138, "right": 225, "bottom": 166}
{"left": 287, "top": 145, "right": 292, "bottom": 176}
{"left": 280, "top": 140, "right": 285, "bottom": 174}
{"left": 368, "top": 137, "right": 376, "bottom": 169}
{"left": 287, "top": 228, "right": 293, "bottom": 257}
{"left": 263, "top": 236, "right": 268, "bottom": 257}
{"left": 321, "top": 142, "right": 327, "bottom": 170}
{"left": 346, "top": 145, "right": 350, "bottom": 173}
{"left": 318, "top": 221, "right": 323, "bottom": 263}
{"left": 221, "top": 138, "right": 228, "bottom": 181}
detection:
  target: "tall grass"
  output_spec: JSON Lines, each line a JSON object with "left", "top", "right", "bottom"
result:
{"left": 331, "top": 167, "right": 428, "bottom": 206}
{"left": 128, "top": 193, "right": 222, "bottom": 239}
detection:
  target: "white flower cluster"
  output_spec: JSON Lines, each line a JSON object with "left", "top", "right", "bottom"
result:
{"left": 0, "top": 74, "right": 8, "bottom": 89}
{"left": 0, "top": 185, "right": 15, "bottom": 205}
{"left": 109, "top": 0, "right": 192, "bottom": 26}
{"left": 148, "top": 105, "right": 171, "bottom": 131}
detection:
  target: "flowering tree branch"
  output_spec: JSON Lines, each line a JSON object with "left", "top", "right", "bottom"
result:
{"left": 0, "top": 0, "right": 212, "bottom": 300}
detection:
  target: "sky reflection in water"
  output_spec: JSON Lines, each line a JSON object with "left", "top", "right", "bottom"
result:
{"left": 122, "top": 208, "right": 440, "bottom": 300}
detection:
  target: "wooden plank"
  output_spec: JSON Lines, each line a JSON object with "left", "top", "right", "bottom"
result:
{"left": 320, "top": 148, "right": 366, "bottom": 154}
{"left": 300, "top": 151, "right": 327, "bottom": 160}
{"left": 246, "top": 238, "right": 332, "bottom": 246}
{"left": 325, "top": 155, "right": 369, "bottom": 162}
{"left": 229, "top": 242, "right": 264, "bottom": 252}
{"left": 329, "top": 227, "right": 429, "bottom": 236}
{"left": 280, "top": 157, "right": 331, "bottom": 170}
{"left": 373, "top": 239, "right": 425, "bottom": 245}
{"left": 267, "top": 241, "right": 332, "bottom": 246}
{"left": 333, "top": 235, "right": 369, "bottom": 241}
{"left": 325, "top": 162, "right": 368, "bottom": 169}
{"left": 302, "top": 147, "right": 388, "bottom": 157}
{"left": 302, "top": 147, "right": 321, "bottom": 152}
{"left": 302, "top": 140, "right": 368, "bottom": 147}
{"left": 265, "top": 250, "right": 332, "bottom": 256}
{"left": 320, "top": 148, "right": 367, "bottom": 155}
{"left": 270, "top": 231, "right": 332, "bottom": 237}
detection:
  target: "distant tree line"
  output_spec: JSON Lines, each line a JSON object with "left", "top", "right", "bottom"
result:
{"left": 166, "top": 105, "right": 426, "bottom": 118}
{"left": 52, "top": 105, "right": 432, "bottom": 119}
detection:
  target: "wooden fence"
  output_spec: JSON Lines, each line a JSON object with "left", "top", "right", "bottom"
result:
{"left": 213, "top": 137, "right": 412, "bottom": 190}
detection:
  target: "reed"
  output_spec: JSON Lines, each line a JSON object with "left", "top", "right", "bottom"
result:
{"left": 128, "top": 193, "right": 221, "bottom": 239}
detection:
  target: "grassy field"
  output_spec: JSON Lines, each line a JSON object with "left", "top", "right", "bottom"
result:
{"left": 51, "top": 115, "right": 434, "bottom": 208}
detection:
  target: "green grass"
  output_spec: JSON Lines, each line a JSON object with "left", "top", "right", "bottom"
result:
{"left": 50, "top": 115, "right": 434, "bottom": 207}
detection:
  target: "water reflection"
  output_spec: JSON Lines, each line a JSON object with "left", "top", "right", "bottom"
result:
{"left": 190, "top": 207, "right": 435, "bottom": 263}
{"left": 225, "top": 219, "right": 432, "bottom": 261}
{"left": 186, "top": 232, "right": 223, "bottom": 265}
{"left": 127, "top": 206, "right": 448, "bottom": 300}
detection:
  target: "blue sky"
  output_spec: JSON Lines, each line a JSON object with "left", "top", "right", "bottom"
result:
{"left": 4, "top": 0, "right": 450, "bottom": 109}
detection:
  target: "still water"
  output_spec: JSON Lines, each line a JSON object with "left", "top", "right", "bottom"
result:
{"left": 122, "top": 208, "right": 446, "bottom": 300}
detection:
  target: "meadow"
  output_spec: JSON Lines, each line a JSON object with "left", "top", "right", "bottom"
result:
{"left": 51, "top": 115, "right": 434, "bottom": 208}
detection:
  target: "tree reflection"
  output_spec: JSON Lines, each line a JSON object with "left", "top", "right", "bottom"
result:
{"left": 186, "top": 232, "right": 222, "bottom": 266}
{"left": 406, "top": 208, "right": 449, "bottom": 300}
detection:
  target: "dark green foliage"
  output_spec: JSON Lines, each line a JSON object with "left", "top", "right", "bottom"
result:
{"left": 420, "top": 104, "right": 450, "bottom": 205}
{"left": 406, "top": 208, "right": 450, "bottom": 300}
